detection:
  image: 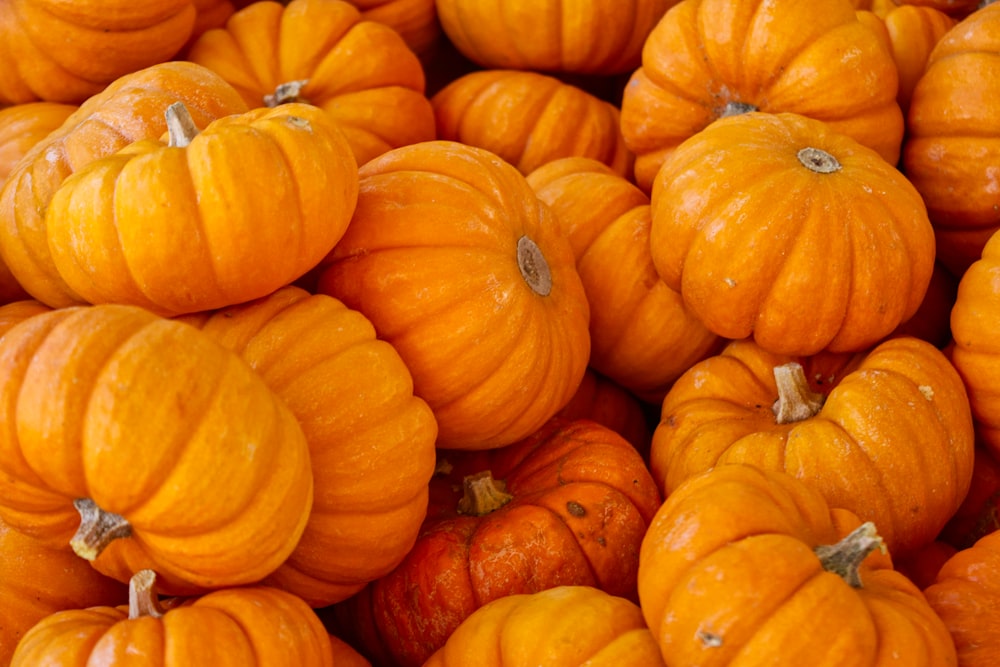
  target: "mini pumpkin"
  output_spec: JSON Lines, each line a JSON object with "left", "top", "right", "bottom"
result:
{"left": 345, "top": 0, "right": 440, "bottom": 55}
{"left": 0, "top": 101, "right": 77, "bottom": 184}
{"left": 876, "top": 4, "right": 958, "bottom": 111}
{"left": 939, "top": 444, "right": 1000, "bottom": 550}
{"left": 556, "top": 368, "right": 654, "bottom": 456}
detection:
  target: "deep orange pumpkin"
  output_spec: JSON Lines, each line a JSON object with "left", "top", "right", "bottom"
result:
{"left": 939, "top": 444, "right": 1000, "bottom": 550}
{"left": 556, "top": 368, "right": 654, "bottom": 456}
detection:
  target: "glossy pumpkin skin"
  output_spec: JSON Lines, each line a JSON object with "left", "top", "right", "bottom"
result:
{"left": 639, "top": 465, "right": 959, "bottom": 666}
{"left": 0, "top": 304, "right": 314, "bottom": 594}
{"left": 527, "top": 156, "right": 720, "bottom": 402}
{"left": 621, "top": 0, "right": 903, "bottom": 192}
{"left": 43, "top": 102, "right": 358, "bottom": 317}
{"left": 650, "top": 335, "right": 975, "bottom": 556}
{"left": 316, "top": 140, "right": 591, "bottom": 451}
{"left": 334, "top": 418, "right": 663, "bottom": 667}
{"left": 649, "top": 112, "right": 935, "bottom": 356}
{"left": 186, "top": 0, "right": 435, "bottom": 166}
{"left": 423, "top": 585, "right": 666, "bottom": 667}
{"left": 433, "top": 70, "right": 633, "bottom": 177}
{"left": 177, "top": 286, "right": 438, "bottom": 607}
{"left": 878, "top": 4, "right": 958, "bottom": 111}
{"left": 345, "top": 0, "right": 440, "bottom": 55}
{"left": 0, "top": 61, "right": 248, "bottom": 309}
{"left": 924, "top": 530, "right": 1000, "bottom": 667}
{"left": 0, "top": 516, "right": 127, "bottom": 666}
{"left": 436, "top": 0, "right": 674, "bottom": 75}
{"left": 903, "top": 2, "right": 1000, "bottom": 276}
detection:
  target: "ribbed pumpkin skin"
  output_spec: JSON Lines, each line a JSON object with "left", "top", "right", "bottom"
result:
{"left": 433, "top": 70, "right": 633, "bottom": 177}
{"left": 346, "top": 0, "right": 439, "bottom": 55}
{"left": 42, "top": 102, "right": 358, "bottom": 317}
{"left": 879, "top": 4, "right": 957, "bottom": 111}
{"left": 423, "top": 586, "right": 666, "bottom": 667}
{"left": 0, "top": 0, "right": 198, "bottom": 105}
{"left": 650, "top": 335, "right": 975, "bottom": 556}
{"left": 186, "top": 0, "right": 435, "bottom": 166}
{"left": 649, "top": 112, "right": 935, "bottom": 356}
{"left": 0, "top": 101, "right": 77, "bottom": 184}
{"left": 0, "top": 299, "right": 52, "bottom": 335}
{"left": 639, "top": 465, "right": 959, "bottom": 666}
{"left": 0, "top": 61, "right": 249, "bottom": 310}
{"left": 10, "top": 583, "right": 335, "bottom": 667}
{"left": 0, "top": 304, "right": 314, "bottom": 594}
{"left": 177, "top": 286, "right": 438, "bottom": 607}
{"left": 316, "top": 140, "right": 591, "bottom": 451}
{"left": 621, "top": 0, "right": 903, "bottom": 192}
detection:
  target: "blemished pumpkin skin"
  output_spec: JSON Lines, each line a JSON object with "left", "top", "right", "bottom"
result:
{"left": 316, "top": 140, "right": 591, "bottom": 451}
{"left": 176, "top": 286, "right": 438, "bottom": 608}
{"left": 924, "top": 530, "right": 1000, "bottom": 667}
{"left": 186, "top": 0, "right": 435, "bottom": 167}
{"left": 0, "top": 101, "right": 77, "bottom": 184}
{"left": 650, "top": 335, "right": 975, "bottom": 557}
{"left": 0, "top": 304, "right": 314, "bottom": 595}
{"left": 621, "top": 0, "right": 904, "bottom": 192}
{"left": 526, "top": 156, "right": 721, "bottom": 402}
{"left": 649, "top": 111, "right": 936, "bottom": 356}
{"left": 435, "top": 0, "right": 676, "bottom": 75}
{"left": 10, "top": 570, "right": 335, "bottom": 666}
{"left": 639, "top": 465, "right": 959, "bottom": 666}
{"left": 0, "top": 515, "right": 127, "bottom": 666}
{"left": 345, "top": 0, "right": 440, "bottom": 56}
{"left": 422, "top": 585, "right": 666, "bottom": 667}
{"left": 0, "top": 0, "right": 198, "bottom": 105}
{"left": 0, "top": 61, "right": 249, "bottom": 310}
{"left": 903, "top": 2, "right": 1000, "bottom": 277}
{"left": 42, "top": 101, "right": 358, "bottom": 317}
{"left": 556, "top": 368, "right": 654, "bottom": 457}
{"left": 432, "top": 70, "right": 633, "bottom": 178}
{"left": 331, "top": 417, "right": 663, "bottom": 667}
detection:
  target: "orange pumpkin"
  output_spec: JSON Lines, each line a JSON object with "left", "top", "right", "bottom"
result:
{"left": 649, "top": 112, "right": 935, "bottom": 356}
{"left": 639, "top": 465, "right": 959, "bottom": 666}
{"left": 526, "top": 156, "right": 721, "bottom": 401}
{"left": 0, "top": 299, "right": 51, "bottom": 335}
{"left": 650, "top": 335, "right": 975, "bottom": 556}
{"left": 186, "top": 0, "right": 435, "bottom": 166}
{"left": 0, "top": 61, "right": 248, "bottom": 309}
{"left": 0, "top": 304, "right": 314, "bottom": 594}
{"left": 432, "top": 70, "right": 633, "bottom": 177}
{"left": 346, "top": 0, "right": 440, "bottom": 55}
{"left": 878, "top": 4, "right": 958, "bottom": 111}
{"left": 11, "top": 570, "right": 334, "bottom": 666}
{"left": 556, "top": 368, "right": 654, "bottom": 456}
{"left": 177, "top": 286, "right": 438, "bottom": 607}
{"left": 940, "top": 443, "right": 1000, "bottom": 550}
{"left": 621, "top": 0, "right": 903, "bottom": 192}
{"left": 889, "top": 261, "right": 959, "bottom": 348}
{"left": 316, "top": 140, "right": 591, "bottom": 450}
{"left": 0, "top": 101, "right": 77, "bottom": 184}
{"left": 423, "top": 586, "right": 666, "bottom": 667}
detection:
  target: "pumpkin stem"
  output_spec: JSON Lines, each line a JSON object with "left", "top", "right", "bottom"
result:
{"left": 797, "top": 147, "right": 841, "bottom": 174}
{"left": 457, "top": 470, "right": 514, "bottom": 516}
{"left": 165, "top": 102, "right": 199, "bottom": 148}
{"left": 265, "top": 79, "right": 310, "bottom": 107}
{"left": 70, "top": 497, "right": 132, "bottom": 561}
{"left": 719, "top": 101, "right": 758, "bottom": 117}
{"left": 517, "top": 235, "right": 552, "bottom": 296}
{"left": 814, "top": 521, "right": 885, "bottom": 588}
{"left": 128, "top": 569, "right": 166, "bottom": 619}
{"left": 772, "top": 362, "right": 825, "bottom": 424}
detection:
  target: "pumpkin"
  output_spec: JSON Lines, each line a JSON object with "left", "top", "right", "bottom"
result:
{"left": 894, "top": 539, "right": 959, "bottom": 590}
{"left": 621, "top": 0, "right": 903, "bottom": 192}
{"left": 10, "top": 569, "right": 334, "bottom": 666}
{"left": 176, "top": 286, "right": 438, "bottom": 607}
{"left": 526, "top": 156, "right": 721, "bottom": 402}
{"left": 556, "top": 368, "right": 654, "bottom": 456}
{"left": 639, "top": 464, "right": 959, "bottom": 666}
{"left": 186, "top": 0, "right": 435, "bottom": 167}
{"left": 0, "top": 61, "right": 248, "bottom": 309}
{"left": 329, "top": 634, "right": 373, "bottom": 667}
{"left": 316, "top": 140, "right": 591, "bottom": 451}
{"left": 889, "top": 261, "right": 959, "bottom": 349}
{"left": 0, "top": 298, "right": 51, "bottom": 335}
{"left": 0, "top": 101, "right": 77, "bottom": 184}
{"left": 0, "top": 515, "right": 127, "bottom": 665}
{"left": 924, "top": 530, "right": 1000, "bottom": 667}
{"left": 346, "top": 0, "right": 440, "bottom": 55}
{"left": 650, "top": 335, "right": 975, "bottom": 556}
{"left": 432, "top": 70, "right": 633, "bottom": 177}
{"left": 896, "top": 0, "right": 982, "bottom": 17}
{"left": 0, "top": 304, "right": 314, "bottom": 594}
{"left": 435, "top": 0, "right": 675, "bottom": 75}
{"left": 0, "top": 0, "right": 199, "bottom": 105}
{"left": 649, "top": 111, "right": 936, "bottom": 356}
{"left": 40, "top": 101, "right": 357, "bottom": 317}
{"left": 903, "top": 2, "right": 1000, "bottom": 276}
{"left": 422, "top": 585, "right": 666, "bottom": 667}
{"left": 939, "top": 443, "right": 1000, "bottom": 549}
{"left": 877, "top": 4, "right": 958, "bottom": 111}
{"left": 330, "top": 417, "right": 663, "bottom": 667}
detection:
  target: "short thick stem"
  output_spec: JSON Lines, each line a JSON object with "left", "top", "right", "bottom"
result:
{"left": 772, "top": 363, "right": 825, "bottom": 424}
{"left": 457, "top": 470, "right": 514, "bottom": 516}
{"left": 797, "top": 147, "right": 841, "bottom": 174}
{"left": 517, "top": 235, "right": 552, "bottom": 296}
{"left": 70, "top": 497, "right": 132, "bottom": 561}
{"left": 129, "top": 569, "right": 166, "bottom": 619}
{"left": 814, "top": 521, "right": 884, "bottom": 588}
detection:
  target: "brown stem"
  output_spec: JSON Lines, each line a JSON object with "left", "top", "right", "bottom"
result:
{"left": 814, "top": 521, "right": 885, "bottom": 588}
{"left": 797, "top": 147, "right": 841, "bottom": 174}
{"left": 772, "top": 363, "right": 825, "bottom": 425}
{"left": 70, "top": 497, "right": 132, "bottom": 561}
{"left": 517, "top": 235, "right": 552, "bottom": 296}
{"left": 128, "top": 569, "right": 166, "bottom": 619}
{"left": 457, "top": 471, "right": 514, "bottom": 516}
{"left": 165, "top": 102, "right": 199, "bottom": 148}
{"left": 264, "top": 79, "right": 310, "bottom": 107}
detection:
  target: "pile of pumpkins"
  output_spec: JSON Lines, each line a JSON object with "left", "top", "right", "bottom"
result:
{"left": 1, "top": 0, "right": 999, "bottom": 664}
